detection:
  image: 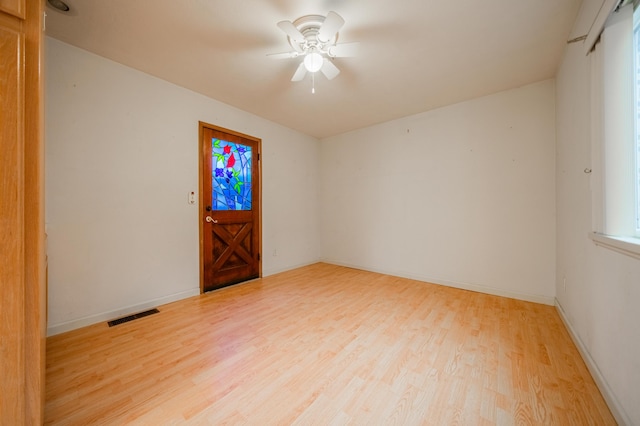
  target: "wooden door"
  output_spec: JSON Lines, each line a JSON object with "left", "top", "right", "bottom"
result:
{"left": 0, "top": 0, "right": 45, "bottom": 423}
{"left": 199, "top": 123, "right": 261, "bottom": 292}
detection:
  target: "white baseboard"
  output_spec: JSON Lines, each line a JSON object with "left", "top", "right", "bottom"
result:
{"left": 47, "top": 259, "right": 324, "bottom": 337}
{"left": 319, "top": 258, "right": 555, "bottom": 305}
{"left": 262, "top": 259, "right": 321, "bottom": 277}
{"left": 47, "top": 288, "right": 200, "bottom": 337}
{"left": 555, "top": 299, "right": 630, "bottom": 426}
{"left": 47, "top": 259, "right": 323, "bottom": 336}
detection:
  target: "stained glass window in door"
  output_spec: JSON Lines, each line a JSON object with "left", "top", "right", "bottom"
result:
{"left": 211, "top": 139, "right": 252, "bottom": 210}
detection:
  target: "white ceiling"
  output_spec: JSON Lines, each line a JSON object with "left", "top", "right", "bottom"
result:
{"left": 44, "top": 0, "right": 583, "bottom": 139}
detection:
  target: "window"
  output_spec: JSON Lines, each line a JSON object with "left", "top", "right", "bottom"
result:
{"left": 588, "top": 1, "right": 640, "bottom": 258}
{"left": 599, "top": 2, "right": 634, "bottom": 236}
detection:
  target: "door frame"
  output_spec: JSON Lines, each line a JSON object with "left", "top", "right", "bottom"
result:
{"left": 198, "top": 121, "right": 262, "bottom": 293}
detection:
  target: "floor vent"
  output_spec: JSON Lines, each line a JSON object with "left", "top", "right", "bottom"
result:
{"left": 107, "top": 308, "right": 159, "bottom": 327}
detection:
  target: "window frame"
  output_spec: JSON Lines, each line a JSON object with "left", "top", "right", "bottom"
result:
{"left": 589, "top": 1, "right": 640, "bottom": 257}
{"left": 634, "top": 4, "right": 640, "bottom": 233}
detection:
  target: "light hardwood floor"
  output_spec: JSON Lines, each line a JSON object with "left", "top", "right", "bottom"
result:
{"left": 45, "top": 263, "right": 615, "bottom": 424}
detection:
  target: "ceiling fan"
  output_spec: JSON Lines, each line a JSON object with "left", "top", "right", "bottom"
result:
{"left": 269, "top": 11, "right": 359, "bottom": 85}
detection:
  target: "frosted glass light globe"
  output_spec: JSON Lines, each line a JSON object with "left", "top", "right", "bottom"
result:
{"left": 304, "top": 52, "right": 323, "bottom": 73}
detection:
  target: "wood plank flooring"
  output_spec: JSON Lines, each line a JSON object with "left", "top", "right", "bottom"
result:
{"left": 45, "top": 263, "right": 616, "bottom": 424}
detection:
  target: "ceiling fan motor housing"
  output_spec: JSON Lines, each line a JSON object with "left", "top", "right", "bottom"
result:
{"left": 288, "top": 15, "right": 339, "bottom": 54}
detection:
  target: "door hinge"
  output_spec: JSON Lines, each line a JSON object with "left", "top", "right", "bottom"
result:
{"left": 257, "top": 253, "right": 261, "bottom": 261}
{"left": 257, "top": 153, "right": 260, "bottom": 161}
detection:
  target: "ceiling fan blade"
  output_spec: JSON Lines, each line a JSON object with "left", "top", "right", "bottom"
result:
{"left": 291, "top": 62, "right": 307, "bottom": 81}
{"left": 320, "top": 59, "right": 340, "bottom": 80}
{"left": 327, "top": 42, "right": 359, "bottom": 58}
{"left": 267, "top": 51, "right": 300, "bottom": 59}
{"left": 277, "top": 20, "right": 305, "bottom": 44}
{"left": 317, "top": 11, "right": 345, "bottom": 43}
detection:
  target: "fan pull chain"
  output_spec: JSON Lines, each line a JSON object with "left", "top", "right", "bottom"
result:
{"left": 312, "top": 72, "right": 316, "bottom": 94}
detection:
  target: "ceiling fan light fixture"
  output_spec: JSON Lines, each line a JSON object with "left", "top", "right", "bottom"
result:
{"left": 271, "top": 11, "right": 353, "bottom": 83}
{"left": 304, "top": 52, "right": 323, "bottom": 73}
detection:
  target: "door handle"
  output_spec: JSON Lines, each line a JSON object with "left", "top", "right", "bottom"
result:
{"left": 205, "top": 216, "right": 218, "bottom": 224}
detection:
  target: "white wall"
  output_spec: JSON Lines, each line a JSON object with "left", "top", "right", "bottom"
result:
{"left": 45, "top": 38, "right": 320, "bottom": 335}
{"left": 319, "top": 80, "right": 557, "bottom": 304}
{"left": 555, "top": 1, "right": 640, "bottom": 424}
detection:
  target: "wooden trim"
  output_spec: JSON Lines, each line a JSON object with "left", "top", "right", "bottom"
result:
{"left": 198, "top": 123, "right": 205, "bottom": 294}
{"left": 256, "top": 133, "right": 262, "bottom": 279}
{"left": 199, "top": 122, "right": 262, "bottom": 144}
{"left": 198, "top": 121, "right": 262, "bottom": 293}
{"left": 24, "top": 0, "right": 46, "bottom": 422}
